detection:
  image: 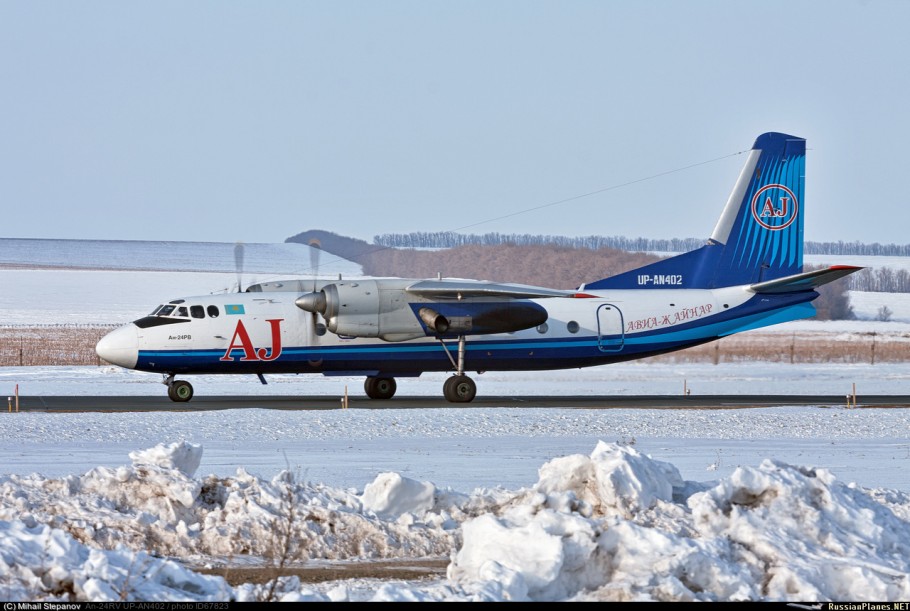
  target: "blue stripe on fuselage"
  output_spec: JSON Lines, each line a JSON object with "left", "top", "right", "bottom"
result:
{"left": 135, "top": 295, "right": 815, "bottom": 374}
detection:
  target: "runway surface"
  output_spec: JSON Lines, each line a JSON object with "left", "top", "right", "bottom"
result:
{"left": 11, "top": 394, "right": 910, "bottom": 412}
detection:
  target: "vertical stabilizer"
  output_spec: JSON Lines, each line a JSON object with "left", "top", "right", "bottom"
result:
{"left": 584, "top": 132, "right": 806, "bottom": 290}
{"left": 708, "top": 132, "right": 805, "bottom": 286}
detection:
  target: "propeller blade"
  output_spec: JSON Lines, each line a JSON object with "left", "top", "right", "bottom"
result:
{"left": 308, "top": 239, "right": 322, "bottom": 344}
{"left": 308, "top": 239, "right": 321, "bottom": 293}
{"left": 234, "top": 242, "right": 245, "bottom": 293}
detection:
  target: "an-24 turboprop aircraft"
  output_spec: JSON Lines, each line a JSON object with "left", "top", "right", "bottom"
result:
{"left": 96, "top": 132, "right": 861, "bottom": 403}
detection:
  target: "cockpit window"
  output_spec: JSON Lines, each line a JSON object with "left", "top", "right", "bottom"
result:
{"left": 152, "top": 303, "right": 210, "bottom": 319}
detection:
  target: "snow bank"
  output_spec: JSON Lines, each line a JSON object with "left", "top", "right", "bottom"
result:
{"left": 446, "top": 441, "right": 910, "bottom": 602}
{"left": 1, "top": 440, "right": 909, "bottom": 602}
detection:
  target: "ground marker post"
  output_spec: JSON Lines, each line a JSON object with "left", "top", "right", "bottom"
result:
{"left": 15, "top": 384, "right": 18, "bottom": 412}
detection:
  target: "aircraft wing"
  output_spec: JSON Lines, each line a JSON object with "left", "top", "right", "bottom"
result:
{"left": 749, "top": 265, "right": 863, "bottom": 294}
{"left": 405, "top": 279, "right": 583, "bottom": 299}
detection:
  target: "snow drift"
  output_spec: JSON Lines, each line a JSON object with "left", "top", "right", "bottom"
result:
{"left": 1, "top": 440, "right": 908, "bottom": 602}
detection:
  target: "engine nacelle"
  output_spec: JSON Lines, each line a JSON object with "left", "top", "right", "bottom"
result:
{"left": 416, "top": 303, "right": 546, "bottom": 335}
{"left": 296, "top": 279, "right": 425, "bottom": 340}
{"left": 296, "top": 278, "right": 549, "bottom": 340}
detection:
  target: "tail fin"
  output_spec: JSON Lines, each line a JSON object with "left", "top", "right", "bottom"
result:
{"left": 584, "top": 132, "right": 806, "bottom": 290}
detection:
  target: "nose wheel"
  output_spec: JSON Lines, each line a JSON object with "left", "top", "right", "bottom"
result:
{"left": 164, "top": 375, "right": 194, "bottom": 402}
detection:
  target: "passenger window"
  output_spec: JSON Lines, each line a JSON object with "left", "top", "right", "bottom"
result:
{"left": 190, "top": 305, "right": 204, "bottom": 319}
{"left": 567, "top": 321, "right": 580, "bottom": 334}
{"left": 207, "top": 305, "right": 220, "bottom": 318}
{"left": 176, "top": 306, "right": 188, "bottom": 318}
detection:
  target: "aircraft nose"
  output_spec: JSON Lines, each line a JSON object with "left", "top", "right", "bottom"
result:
{"left": 96, "top": 324, "right": 139, "bottom": 369}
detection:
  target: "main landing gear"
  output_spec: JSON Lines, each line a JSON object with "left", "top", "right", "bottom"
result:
{"left": 362, "top": 335, "right": 478, "bottom": 403}
{"left": 443, "top": 374, "right": 476, "bottom": 403}
{"left": 364, "top": 376, "right": 397, "bottom": 400}
{"left": 164, "top": 374, "right": 194, "bottom": 402}
{"left": 438, "top": 335, "right": 477, "bottom": 403}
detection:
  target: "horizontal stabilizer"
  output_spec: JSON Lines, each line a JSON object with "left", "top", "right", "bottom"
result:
{"left": 749, "top": 265, "right": 863, "bottom": 294}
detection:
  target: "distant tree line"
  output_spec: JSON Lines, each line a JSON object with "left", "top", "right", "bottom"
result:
{"left": 374, "top": 231, "right": 705, "bottom": 252}
{"left": 374, "top": 232, "right": 910, "bottom": 257}
{"left": 849, "top": 267, "right": 910, "bottom": 293}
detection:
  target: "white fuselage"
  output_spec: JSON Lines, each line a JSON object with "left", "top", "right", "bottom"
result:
{"left": 96, "top": 282, "right": 812, "bottom": 377}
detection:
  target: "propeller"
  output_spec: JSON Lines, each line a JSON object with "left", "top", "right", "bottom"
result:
{"left": 306, "top": 239, "right": 322, "bottom": 346}
{"left": 234, "top": 242, "right": 245, "bottom": 293}
{"left": 309, "top": 238, "right": 321, "bottom": 293}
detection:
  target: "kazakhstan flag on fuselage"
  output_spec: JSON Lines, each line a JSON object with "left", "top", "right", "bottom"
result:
{"left": 226, "top": 304, "right": 245, "bottom": 315}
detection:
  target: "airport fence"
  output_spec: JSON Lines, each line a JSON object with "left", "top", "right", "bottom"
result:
{"left": 0, "top": 325, "right": 115, "bottom": 367}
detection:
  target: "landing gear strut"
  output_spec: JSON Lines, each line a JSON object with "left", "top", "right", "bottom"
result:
{"left": 439, "top": 336, "right": 477, "bottom": 403}
{"left": 164, "top": 374, "right": 194, "bottom": 402}
{"left": 364, "top": 376, "right": 397, "bottom": 400}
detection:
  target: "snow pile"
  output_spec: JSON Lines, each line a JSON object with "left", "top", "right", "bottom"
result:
{"left": 447, "top": 441, "right": 910, "bottom": 601}
{"left": 0, "top": 519, "right": 233, "bottom": 601}
{"left": 1, "top": 440, "right": 909, "bottom": 602}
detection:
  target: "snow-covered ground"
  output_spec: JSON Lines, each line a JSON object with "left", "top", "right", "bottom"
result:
{"left": 1, "top": 240, "right": 910, "bottom": 602}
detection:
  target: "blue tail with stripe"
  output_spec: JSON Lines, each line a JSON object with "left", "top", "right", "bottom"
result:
{"left": 584, "top": 132, "right": 806, "bottom": 290}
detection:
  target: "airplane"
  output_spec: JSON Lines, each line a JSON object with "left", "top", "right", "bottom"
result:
{"left": 95, "top": 132, "right": 861, "bottom": 403}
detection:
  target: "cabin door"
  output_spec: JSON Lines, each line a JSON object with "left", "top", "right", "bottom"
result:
{"left": 596, "top": 304, "right": 624, "bottom": 352}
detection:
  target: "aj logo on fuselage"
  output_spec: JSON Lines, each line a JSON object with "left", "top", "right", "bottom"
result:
{"left": 750, "top": 184, "right": 799, "bottom": 231}
{"left": 220, "top": 319, "right": 284, "bottom": 361}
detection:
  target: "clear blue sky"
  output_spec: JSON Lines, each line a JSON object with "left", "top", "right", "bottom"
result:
{"left": 1, "top": 1, "right": 907, "bottom": 246}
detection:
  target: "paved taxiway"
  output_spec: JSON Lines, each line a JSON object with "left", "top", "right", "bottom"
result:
{"left": 11, "top": 394, "right": 910, "bottom": 412}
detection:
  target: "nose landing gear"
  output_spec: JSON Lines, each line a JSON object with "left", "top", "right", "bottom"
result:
{"left": 164, "top": 374, "right": 194, "bottom": 402}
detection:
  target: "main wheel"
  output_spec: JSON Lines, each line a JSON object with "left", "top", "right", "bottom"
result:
{"left": 443, "top": 375, "right": 476, "bottom": 403}
{"left": 364, "top": 376, "right": 397, "bottom": 400}
{"left": 168, "top": 380, "right": 194, "bottom": 402}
